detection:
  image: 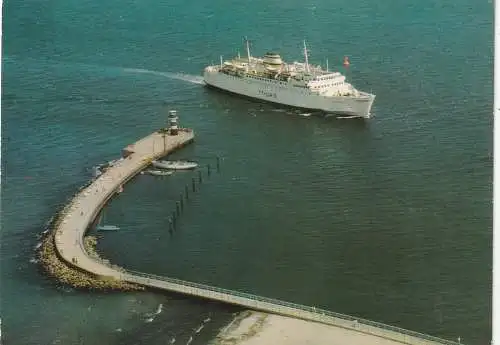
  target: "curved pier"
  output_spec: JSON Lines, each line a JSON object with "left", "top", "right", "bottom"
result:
{"left": 51, "top": 128, "right": 194, "bottom": 282}
{"left": 45, "top": 128, "right": 460, "bottom": 345}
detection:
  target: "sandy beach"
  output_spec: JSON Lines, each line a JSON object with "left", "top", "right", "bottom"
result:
{"left": 212, "top": 311, "right": 409, "bottom": 345}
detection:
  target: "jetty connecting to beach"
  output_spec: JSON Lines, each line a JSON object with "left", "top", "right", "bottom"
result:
{"left": 40, "top": 111, "right": 461, "bottom": 345}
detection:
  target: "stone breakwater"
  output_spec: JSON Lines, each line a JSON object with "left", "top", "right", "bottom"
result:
{"left": 34, "top": 128, "right": 462, "bottom": 345}
{"left": 37, "top": 129, "right": 194, "bottom": 291}
{"left": 37, "top": 188, "right": 142, "bottom": 291}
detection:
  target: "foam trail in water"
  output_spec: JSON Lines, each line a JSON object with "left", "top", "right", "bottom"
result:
{"left": 336, "top": 115, "right": 361, "bottom": 119}
{"left": 143, "top": 303, "right": 164, "bottom": 323}
{"left": 195, "top": 324, "right": 204, "bottom": 333}
{"left": 186, "top": 336, "right": 193, "bottom": 345}
{"left": 169, "top": 337, "right": 176, "bottom": 344}
{"left": 4, "top": 57, "right": 205, "bottom": 86}
{"left": 122, "top": 68, "right": 205, "bottom": 85}
{"left": 155, "top": 303, "right": 163, "bottom": 315}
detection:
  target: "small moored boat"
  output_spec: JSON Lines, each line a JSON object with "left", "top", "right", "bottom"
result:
{"left": 145, "top": 169, "right": 174, "bottom": 176}
{"left": 152, "top": 160, "right": 198, "bottom": 170}
{"left": 97, "top": 225, "right": 120, "bottom": 232}
{"left": 96, "top": 211, "right": 120, "bottom": 232}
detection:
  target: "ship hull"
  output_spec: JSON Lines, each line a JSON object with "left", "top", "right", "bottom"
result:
{"left": 203, "top": 70, "right": 375, "bottom": 118}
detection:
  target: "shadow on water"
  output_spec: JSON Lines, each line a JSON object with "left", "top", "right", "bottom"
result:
{"left": 202, "top": 84, "right": 372, "bottom": 126}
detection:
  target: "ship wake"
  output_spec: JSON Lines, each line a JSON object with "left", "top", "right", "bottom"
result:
{"left": 122, "top": 68, "right": 205, "bottom": 85}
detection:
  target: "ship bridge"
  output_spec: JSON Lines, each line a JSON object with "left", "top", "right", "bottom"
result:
{"left": 305, "top": 72, "right": 353, "bottom": 96}
{"left": 309, "top": 73, "right": 346, "bottom": 87}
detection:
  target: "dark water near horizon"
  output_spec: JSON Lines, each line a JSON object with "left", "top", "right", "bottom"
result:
{"left": 1, "top": 0, "right": 493, "bottom": 344}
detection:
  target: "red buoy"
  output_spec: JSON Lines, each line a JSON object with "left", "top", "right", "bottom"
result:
{"left": 343, "top": 56, "right": 350, "bottom": 68}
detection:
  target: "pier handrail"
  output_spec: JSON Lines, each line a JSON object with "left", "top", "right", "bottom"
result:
{"left": 56, "top": 129, "right": 459, "bottom": 345}
{"left": 123, "top": 268, "right": 458, "bottom": 345}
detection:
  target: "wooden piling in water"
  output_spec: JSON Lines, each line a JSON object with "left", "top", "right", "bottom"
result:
{"left": 46, "top": 126, "right": 194, "bottom": 292}
{"left": 44, "top": 126, "right": 454, "bottom": 345}
{"left": 192, "top": 178, "right": 196, "bottom": 192}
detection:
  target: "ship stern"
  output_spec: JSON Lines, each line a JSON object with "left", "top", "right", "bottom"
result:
{"left": 203, "top": 66, "right": 219, "bottom": 86}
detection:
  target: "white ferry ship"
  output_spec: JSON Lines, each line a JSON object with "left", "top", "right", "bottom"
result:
{"left": 203, "top": 39, "right": 375, "bottom": 118}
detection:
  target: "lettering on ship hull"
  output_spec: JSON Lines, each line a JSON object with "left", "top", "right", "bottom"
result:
{"left": 257, "top": 89, "right": 277, "bottom": 99}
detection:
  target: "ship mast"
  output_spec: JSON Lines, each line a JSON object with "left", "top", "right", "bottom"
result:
{"left": 244, "top": 37, "right": 251, "bottom": 64}
{"left": 303, "top": 40, "right": 310, "bottom": 73}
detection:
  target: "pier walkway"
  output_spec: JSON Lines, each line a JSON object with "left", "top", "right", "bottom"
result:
{"left": 54, "top": 128, "right": 194, "bottom": 279}
{"left": 52, "top": 128, "right": 459, "bottom": 345}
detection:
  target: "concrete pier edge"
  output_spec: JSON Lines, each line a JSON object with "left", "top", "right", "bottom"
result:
{"left": 39, "top": 128, "right": 194, "bottom": 290}
{"left": 38, "top": 127, "right": 461, "bottom": 345}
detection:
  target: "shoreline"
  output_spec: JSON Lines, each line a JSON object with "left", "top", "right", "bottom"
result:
{"left": 212, "top": 311, "right": 418, "bottom": 345}
{"left": 35, "top": 126, "right": 459, "bottom": 345}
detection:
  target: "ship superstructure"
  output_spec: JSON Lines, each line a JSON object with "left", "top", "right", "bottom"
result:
{"left": 203, "top": 39, "right": 375, "bottom": 118}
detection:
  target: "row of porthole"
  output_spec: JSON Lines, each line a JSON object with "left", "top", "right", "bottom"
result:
{"left": 221, "top": 74, "right": 312, "bottom": 92}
